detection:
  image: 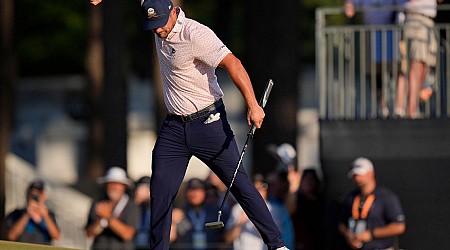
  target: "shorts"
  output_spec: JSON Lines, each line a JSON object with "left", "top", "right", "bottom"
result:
{"left": 403, "top": 12, "right": 437, "bottom": 68}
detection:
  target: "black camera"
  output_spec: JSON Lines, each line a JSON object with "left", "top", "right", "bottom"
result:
{"left": 31, "top": 194, "right": 40, "bottom": 201}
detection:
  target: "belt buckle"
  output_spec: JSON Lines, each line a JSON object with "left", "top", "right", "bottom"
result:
{"left": 181, "top": 115, "right": 191, "bottom": 122}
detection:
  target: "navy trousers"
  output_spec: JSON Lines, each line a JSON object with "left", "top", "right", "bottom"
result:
{"left": 149, "top": 102, "right": 285, "bottom": 250}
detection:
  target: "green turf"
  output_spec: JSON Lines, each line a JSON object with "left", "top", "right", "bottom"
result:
{"left": 0, "top": 241, "right": 80, "bottom": 250}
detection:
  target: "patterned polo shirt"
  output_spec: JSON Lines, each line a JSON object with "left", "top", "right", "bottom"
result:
{"left": 154, "top": 8, "right": 231, "bottom": 116}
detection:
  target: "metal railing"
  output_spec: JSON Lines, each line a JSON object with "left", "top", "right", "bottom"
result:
{"left": 316, "top": 5, "right": 450, "bottom": 120}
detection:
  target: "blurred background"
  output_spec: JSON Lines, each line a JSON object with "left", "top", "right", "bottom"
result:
{"left": 1, "top": 0, "right": 450, "bottom": 249}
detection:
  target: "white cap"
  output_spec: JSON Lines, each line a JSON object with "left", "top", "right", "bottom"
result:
{"left": 348, "top": 157, "right": 374, "bottom": 178}
{"left": 97, "top": 166, "right": 132, "bottom": 186}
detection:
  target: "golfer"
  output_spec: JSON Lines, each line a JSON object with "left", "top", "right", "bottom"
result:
{"left": 92, "top": 0, "right": 288, "bottom": 249}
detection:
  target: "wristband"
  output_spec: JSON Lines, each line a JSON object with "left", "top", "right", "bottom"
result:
{"left": 370, "top": 229, "right": 376, "bottom": 239}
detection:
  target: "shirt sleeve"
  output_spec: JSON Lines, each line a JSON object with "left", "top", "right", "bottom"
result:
{"left": 384, "top": 191, "right": 406, "bottom": 224}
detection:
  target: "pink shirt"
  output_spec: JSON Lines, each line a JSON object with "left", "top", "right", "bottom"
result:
{"left": 155, "top": 8, "right": 231, "bottom": 115}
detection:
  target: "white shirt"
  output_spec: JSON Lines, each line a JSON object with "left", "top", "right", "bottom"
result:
{"left": 155, "top": 8, "right": 231, "bottom": 115}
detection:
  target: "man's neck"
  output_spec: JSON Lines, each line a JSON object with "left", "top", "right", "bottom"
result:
{"left": 361, "top": 181, "right": 376, "bottom": 196}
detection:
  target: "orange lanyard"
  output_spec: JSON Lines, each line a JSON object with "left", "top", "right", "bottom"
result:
{"left": 352, "top": 194, "right": 375, "bottom": 220}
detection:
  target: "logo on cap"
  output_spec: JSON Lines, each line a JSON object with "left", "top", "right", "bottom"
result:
{"left": 148, "top": 8, "right": 157, "bottom": 19}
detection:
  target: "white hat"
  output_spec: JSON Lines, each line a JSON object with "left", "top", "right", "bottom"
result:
{"left": 348, "top": 157, "right": 374, "bottom": 178}
{"left": 97, "top": 166, "right": 132, "bottom": 186}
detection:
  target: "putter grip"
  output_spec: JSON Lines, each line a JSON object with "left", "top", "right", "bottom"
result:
{"left": 249, "top": 79, "right": 274, "bottom": 136}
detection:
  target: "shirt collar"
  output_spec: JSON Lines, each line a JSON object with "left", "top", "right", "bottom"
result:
{"left": 166, "top": 7, "right": 184, "bottom": 41}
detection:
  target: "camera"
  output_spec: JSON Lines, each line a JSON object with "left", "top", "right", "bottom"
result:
{"left": 31, "top": 194, "right": 40, "bottom": 202}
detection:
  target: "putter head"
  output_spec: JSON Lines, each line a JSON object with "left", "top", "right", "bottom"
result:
{"left": 205, "top": 221, "right": 224, "bottom": 230}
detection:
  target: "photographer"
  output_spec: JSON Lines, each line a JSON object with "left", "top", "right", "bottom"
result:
{"left": 5, "top": 180, "right": 61, "bottom": 245}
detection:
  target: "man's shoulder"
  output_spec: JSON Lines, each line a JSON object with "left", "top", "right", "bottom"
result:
{"left": 6, "top": 208, "right": 26, "bottom": 217}
{"left": 374, "top": 186, "right": 398, "bottom": 197}
{"left": 182, "top": 16, "right": 213, "bottom": 36}
{"left": 5, "top": 208, "right": 27, "bottom": 224}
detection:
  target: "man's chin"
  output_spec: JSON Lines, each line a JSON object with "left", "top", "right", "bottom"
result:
{"left": 156, "top": 32, "right": 168, "bottom": 39}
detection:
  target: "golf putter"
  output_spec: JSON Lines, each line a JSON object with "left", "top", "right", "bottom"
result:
{"left": 205, "top": 79, "right": 275, "bottom": 230}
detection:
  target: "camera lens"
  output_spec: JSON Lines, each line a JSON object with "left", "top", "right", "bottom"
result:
{"left": 31, "top": 194, "right": 39, "bottom": 201}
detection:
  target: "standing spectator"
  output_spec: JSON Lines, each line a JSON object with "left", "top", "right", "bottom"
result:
{"left": 134, "top": 176, "right": 152, "bottom": 250}
{"left": 85, "top": 166, "right": 140, "bottom": 250}
{"left": 5, "top": 180, "right": 61, "bottom": 245}
{"left": 338, "top": 157, "right": 406, "bottom": 249}
{"left": 204, "top": 171, "right": 236, "bottom": 212}
{"left": 345, "top": 0, "right": 406, "bottom": 117}
{"left": 265, "top": 170, "right": 295, "bottom": 250}
{"left": 395, "top": 0, "right": 442, "bottom": 118}
{"left": 171, "top": 178, "right": 228, "bottom": 250}
{"left": 224, "top": 174, "right": 293, "bottom": 250}
{"left": 289, "top": 168, "right": 325, "bottom": 250}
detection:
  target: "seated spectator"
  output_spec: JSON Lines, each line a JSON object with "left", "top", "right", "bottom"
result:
{"left": 5, "top": 180, "right": 61, "bottom": 245}
{"left": 134, "top": 176, "right": 151, "bottom": 250}
{"left": 85, "top": 166, "right": 140, "bottom": 250}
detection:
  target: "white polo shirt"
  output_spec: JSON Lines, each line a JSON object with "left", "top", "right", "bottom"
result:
{"left": 155, "top": 8, "right": 231, "bottom": 116}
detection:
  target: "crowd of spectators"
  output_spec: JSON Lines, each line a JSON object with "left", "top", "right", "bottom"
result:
{"left": 2, "top": 148, "right": 406, "bottom": 250}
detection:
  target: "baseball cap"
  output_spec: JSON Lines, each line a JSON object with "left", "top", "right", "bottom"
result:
{"left": 97, "top": 166, "right": 132, "bottom": 186}
{"left": 136, "top": 176, "right": 151, "bottom": 186}
{"left": 142, "top": 0, "right": 173, "bottom": 30}
{"left": 186, "top": 178, "right": 206, "bottom": 190}
{"left": 27, "top": 180, "right": 45, "bottom": 192}
{"left": 348, "top": 157, "right": 374, "bottom": 178}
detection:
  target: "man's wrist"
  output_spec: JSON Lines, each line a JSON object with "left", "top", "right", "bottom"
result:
{"left": 370, "top": 228, "right": 376, "bottom": 239}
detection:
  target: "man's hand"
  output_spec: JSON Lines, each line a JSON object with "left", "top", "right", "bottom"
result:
{"left": 344, "top": 231, "right": 363, "bottom": 249}
{"left": 171, "top": 208, "right": 185, "bottom": 225}
{"left": 288, "top": 166, "right": 302, "bottom": 193}
{"left": 247, "top": 105, "right": 265, "bottom": 129}
{"left": 90, "top": 0, "right": 103, "bottom": 6}
{"left": 355, "top": 230, "right": 373, "bottom": 243}
{"left": 95, "top": 201, "right": 113, "bottom": 219}
{"left": 27, "top": 201, "right": 43, "bottom": 223}
{"left": 344, "top": 2, "right": 355, "bottom": 18}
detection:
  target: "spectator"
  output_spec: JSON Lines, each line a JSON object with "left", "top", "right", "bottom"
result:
{"left": 338, "top": 157, "right": 406, "bottom": 250}
{"left": 134, "top": 176, "right": 152, "bottom": 250}
{"left": 204, "top": 171, "right": 236, "bottom": 212}
{"left": 225, "top": 174, "right": 293, "bottom": 250}
{"left": 289, "top": 168, "right": 325, "bottom": 250}
{"left": 345, "top": 0, "right": 406, "bottom": 117}
{"left": 85, "top": 166, "right": 140, "bottom": 250}
{"left": 395, "top": 0, "right": 442, "bottom": 118}
{"left": 171, "top": 178, "right": 228, "bottom": 250}
{"left": 5, "top": 180, "right": 61, "bottom": 245}
{"left": 265, "top": 171, "right": 295, "bottom": 250}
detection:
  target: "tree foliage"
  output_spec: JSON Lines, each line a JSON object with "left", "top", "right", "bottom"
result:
{"left": 15, "top": 0, "right": 88, "bottom": 75}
